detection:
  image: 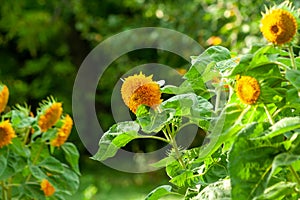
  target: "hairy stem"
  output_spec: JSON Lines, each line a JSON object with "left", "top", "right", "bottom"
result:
{"left": 288, "top": 45, "right": 296, "bottom": 70}
{"left": 166, "top": 124, "right": 186, "bottom": 169}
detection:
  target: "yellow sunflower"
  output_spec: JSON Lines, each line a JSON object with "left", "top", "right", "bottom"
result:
{"left": 51, "top": 114, "right": 73, "bottom": 147}
{"left": 121, "top": 72, "right": 162, "bottom": 113}
{"left": 38, "top": 99, "right": 63, "bottom": 132}
{"left": 41, "top": 179, "right": 55, "bottom": 197}
{"left": 236, "top": 76, "right": 261, "bottom": 105}
{"left": 0, "top": 120, "right": 16, "bottom": 148}
{"left": 0, "top": 84, "right": 9, "bottom": 113}
{"left": 260, "top": 2, "right": 298, "bottom": 45}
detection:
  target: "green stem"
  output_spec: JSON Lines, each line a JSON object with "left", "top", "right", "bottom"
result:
{"left": 162, "top": 129, "right": 170, "bottom": 142}
{"left": 234, "top": 105, "right": 251, "bottom": 126}
{"left": 165, "top": 123, "right": 186, "bottom": 169}
{"left": 26, "top": 143, "right": 44, "bottom": 182}
{"left": 139, "top": 135, "right": 169, "bottom": 143}
{"left": 263, "top": 104, "right": 274, "bottom": 125}
{"left": 23, "top": 128, "right": 31, "bottom": 145}
{"left": 288, "top": 45, "right": 296, "bottom": 70}
{"left": 290, "top": 165, "right": 300, "bottom": 185}
{"left": 1, "top": 181, "right": 7, "bottom": 200}
{"left": 170, "top": 136, "right": 186, "bottom": 169}
{"left": 214, "top": 87, "right": 221, "bottom": 114}
{"left": 7, "top": 178, "right": 11, "bottom": 200}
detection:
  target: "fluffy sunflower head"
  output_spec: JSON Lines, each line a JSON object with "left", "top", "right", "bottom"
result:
{"left": 0, "top": 84, "right": 9, "bottom": 113}
{"left": 41, "top": 179, "right": 55, "bottom": 197}
{"left": 260, "top": 1, "right": 298, "bottom": 45}
{"left": 0, "top": 120, "right": 16, "bottom": 148}
{"left": 121, "top": 72, "right": 162, "bottom": 113}
{"left": 51, "top": 114, "right": 73, "bottom": 147}
{"left": 38, "top": 97, "right": 63, "bottom": 132}
{"left": 236, "top": 76, "right": 261, "bottom": 105}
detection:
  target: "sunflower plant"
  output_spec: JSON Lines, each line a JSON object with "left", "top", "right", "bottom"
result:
{"left": 0, "top": 89, "right": 80, "bottom": 200}
{"left": 93, "top": 1, "right": 300, "bottom": 199}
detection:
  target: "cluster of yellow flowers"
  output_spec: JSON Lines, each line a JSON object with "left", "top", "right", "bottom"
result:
{"left": 0, "top": 84, "right": 73, "bottom": 197}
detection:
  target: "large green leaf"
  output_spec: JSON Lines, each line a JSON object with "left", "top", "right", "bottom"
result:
{"left": 185, "top": 46, "right": 231, "bottom": 95}
{"left": 145, "top": 185, "right": 173, "bottom": 200}
{"left": 39, "top": 156, "right": 64, "bottom": 174}
{"left": 160, "top": 93, "right": 213, "bottom": 129}
{"left": 195, "top": 104, "right": 244, "bottom": 162}
{"left": 229, "top": 123, "right": 284, "bottom": 200}
{"left": 62, "top": 142, "right": 80, "bottom": 175}
{"left": 48, "top": 166, "right": 79, "bottom": 195}
{"left": 268, "top": 152, "right": 300, "bottom": 182}
{"left": 136, "top": 105, "right": 175, "bottom": 133}
{"left": 286, "top": 69, "right": 300, "bottom": 90}
{"left": 192, "top": 179, "right": 231, "bottom": 200}
{"left": 253, "top": 182, "right": 297, "bottom": 200}
{"left": 92, "top": 121, "right": 140, "bottom": 161}
{"left": 257, "top": 117, "right": 300, "bottom": 139}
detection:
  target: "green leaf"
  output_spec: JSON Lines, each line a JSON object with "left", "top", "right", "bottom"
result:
{"left": 41, "top": 128, "right": 58, "bottom": 142}
{"left": 62, "top": 142, "right": 80, "bottom": 175}
{"left": 9, "top": 138, "right": 30, "bottom": 158}
{"left": 160, "top": 93, "right": 213, "bottom": 129}
{"left": 0, "top": 152, "right": 27, "bottom": 180}
{"left": 193, "top": 179, "right": 231, "bottom": 200}
{"left": 92, "top": 121, "right": 140, "bottom": 161}
{"left": 136, "top": 105, "right": 175, "bottom": 133}
{"left": 268, "top": 153, "right": 300, "bottom": 182}
{"left": 48, "top": 166, "right": 79, "bottom": 195}
{"left": 286, "top": 69, "right": 300, "bottom": 89}
{"left": 229, "top": 123, "right": 284, "bottom": 200}
{"left": 169, "top": 170, "right": 197, "bottom": 187}
{"left": 254, "top": 182, "right": 297, "bottom": 200}
{"left": 39, "top": 157, "right": 64, "bottom": 174}
{"left": 258, "top": 117, "right": 300, "bottom": 139}
{"left": 23, "top": 184, "right": 46, "bottom": 200}
{"left": 30, "top": 139, "right": 50, "bottom": 163}
{"left": 185, "top": 46, "right": 231, "bottom": 95}
{"left": 29, "top": 165, "right": 47, "bottom": 179}
{"left": 145, "top": 185, "right": 172, "bottom": 200}
{"left": 150, "top": 156, "right": 176, "bottom": 168}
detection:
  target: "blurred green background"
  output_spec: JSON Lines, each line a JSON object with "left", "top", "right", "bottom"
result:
{"left": 0, "top": 0, "right": 294, "bottom": 199}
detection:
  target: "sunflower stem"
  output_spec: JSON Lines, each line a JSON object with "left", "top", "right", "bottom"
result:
{"left": 166, "top": 123, "right": 186, "bottom": 169}
{"left": 263, "top": 104, "right": 274, "bottom": 125}
{"left": 1, "top": 181, "right": 8, "bottom": 200}
{"left": 23, "top": 128, "right": 30, "bottom": 145}
{"left": 139, "top": 135, "right": 169, "bottom": 143}
{"left": 26, "top": 143, "right": 44, "bottom": 182}
{"left": 288, "top": 45, "right": 296, "bottom": 70}
{"left": 289, "top": 165, "right": 300, "bottom": 186}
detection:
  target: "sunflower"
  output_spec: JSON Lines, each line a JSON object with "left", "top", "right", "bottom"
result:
{"left": 41, "top": 179, "right": 55, "bottom": 197}
{"left": 38, "top": 98, "right": 63, "bottom": 132}
{"left": 236, "top": 76, "right": 260, "bottom": 105}
{"left": 51, "top": 114, "right": 73, "bottom": 147}
{"left": 121, "top": 72, "right": 162, "bottom": 113}
{"left": 0, "top": 84, "right": 9, "bottom": 113}
{"left": 0, "top": 120, "right": 16, "bottom": 148}
{"left": 260, "top": 2, "right": 298, "bottom": 45}
{"left": 128, "top": 82, "right": 162, "bottom": 113}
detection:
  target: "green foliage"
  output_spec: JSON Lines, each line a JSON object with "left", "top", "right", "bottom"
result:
{"left": 93, "top": 5, "right": 300, "bottom": 198}
{"left": 0, "top": 97, "right": 80, "bottom": 199}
